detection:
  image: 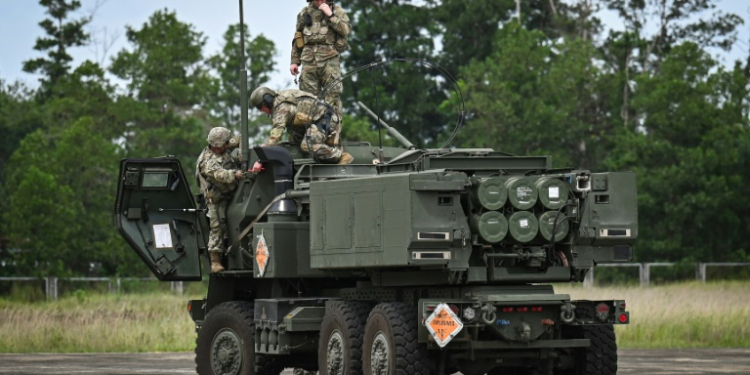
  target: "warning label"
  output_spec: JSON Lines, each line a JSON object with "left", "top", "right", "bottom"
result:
{"left": 256, "top": 231, "right": 269, "bottom": 277}
{"left": 425, "top": 303, "right": 464, "bottom": 348}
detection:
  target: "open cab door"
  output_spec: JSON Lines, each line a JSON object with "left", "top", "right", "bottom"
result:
{"left": 114, "top": 158, "right": 206, "bottom": 281}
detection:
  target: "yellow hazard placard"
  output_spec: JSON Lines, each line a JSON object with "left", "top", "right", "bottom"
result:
{"left": 255, "top": 231, "right": 269, "bottom": 277}
{"left": 425, "top": 303, "right": 463, "bottom": 348}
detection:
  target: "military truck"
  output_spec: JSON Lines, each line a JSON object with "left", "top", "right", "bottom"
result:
{"left": 113, "top": 4, "right": 634, "bottom": 375}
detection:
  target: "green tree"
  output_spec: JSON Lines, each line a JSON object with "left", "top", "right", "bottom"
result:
{"left": 206, "top": 24, "right": 276, "bottom": 135}
{"left": 110, "top": 9, "right": 211, "bottom": 178}
{"left": 0, "top": 82, "right": 43, "bottom": 175}
{"left": 598, "top": 0, "right": 744, "bottom": 130}
{"left": 454, "top": 24, "right": 608, "bottom": 169}
{"left": 342, "top": 1, "right": 451, "bottom": 147}
{"left": 1, "top": 60, "right": 141, "bottom": 276}
{"left": 605, "top": 43, "right": 750, "bottom": 262}
{"left": 2, "top": 116, "right": 127, "bottom": 276}
{"left": 433, "top": 0, "right": 587, "bottom": 77}
{"left": 22, "top": 0, "right": 90, "bottom": 99}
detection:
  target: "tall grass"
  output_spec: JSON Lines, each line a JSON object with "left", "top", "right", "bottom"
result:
{"left": 0, "top": 292, "right": 198, "bottom": 353}
{"left": 556, "top": 281, "right": 750, "bottom": 348}
{"left": 0, "top": 282, "right": 748, "bottom": 352}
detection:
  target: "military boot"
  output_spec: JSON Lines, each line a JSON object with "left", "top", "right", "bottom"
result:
{"left": 209, "top": 251, "right": 224, "bottom": 273}
{"left": 337, "top": 152, "right": 353, "bottom": 165}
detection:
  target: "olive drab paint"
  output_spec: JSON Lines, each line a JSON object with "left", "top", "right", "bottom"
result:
{"left": 111, "top": 2, "right": 634, "bottom": 372}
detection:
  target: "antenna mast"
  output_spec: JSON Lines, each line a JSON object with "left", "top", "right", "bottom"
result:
{"left": 238, "top": 0, "right": 249, "bottom": 166}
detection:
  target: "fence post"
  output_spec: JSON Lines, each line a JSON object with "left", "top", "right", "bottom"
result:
{"left": 642, "top": 263, "right": 650, "bottom": 287}
{"left": 117, "top": 278, "right": 121, "bottom": 293}
{"left": 583, "top": 268, "right": 594, "bottom": 288}
{"left": 171, "top": 281, "right": 184, "bottom": 295}
{"left": 637, "top": 263, "right": 644, "bottom": 286}
{"left": 45, "top": 277, "right": 58, "bottom": 300}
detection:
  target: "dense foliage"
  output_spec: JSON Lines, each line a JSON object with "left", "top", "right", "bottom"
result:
{"left": 0, "top": 0, "right": 747, "bottom": 276}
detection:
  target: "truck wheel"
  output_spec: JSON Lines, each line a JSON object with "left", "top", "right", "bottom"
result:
{"left": 319, "top": 301, "right": 371, "bottom": 375}
{"left": 363, "top": 302, "right": 430, "bottom": 375}
{"left": 577, "top": 324, "right": 617, "bottom": 375}
{"left": 195, "top": 301, "right": 264, "bottom": 375}
{"left": 559, "top": 324, "right": 617, "bottom": 375}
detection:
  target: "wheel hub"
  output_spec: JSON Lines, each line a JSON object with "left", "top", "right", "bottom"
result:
{"left": 211, "top": 328, "right": 243, "bottom": 375}
{"left": 326, "top": 330, "right": 345, "bottom": 375}
{"left": 370, "top": 331, "right": 390, "bottom": 375}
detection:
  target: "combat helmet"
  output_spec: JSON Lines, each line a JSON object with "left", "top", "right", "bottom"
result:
{"left": 207, "top": 127, "right": 233, "bottom": 148}
{"left": 250, "top": 87, "right": 277, "bottom": 110}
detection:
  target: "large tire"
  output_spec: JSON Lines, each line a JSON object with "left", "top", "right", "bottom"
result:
{"left": 363, "top": 302, "right": 430, "bottom": 375}
{"left": 195, "top": 301, "right": 283, "bottom": 375}
{"left": 319, "top": 301, "right": 371, "bottom": 375}
{"left": 576, "top": 324, "right": 617, "bottom": 375}
{"left": 559, "top": 323, "right": 617, "bottom": 375}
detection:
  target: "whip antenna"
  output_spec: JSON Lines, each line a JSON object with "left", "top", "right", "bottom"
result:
{"left": 238, "top": 0, "right": 249, "bottom": 166}
{"left": 372, "top": 64, "right": 385, "bottom": 162}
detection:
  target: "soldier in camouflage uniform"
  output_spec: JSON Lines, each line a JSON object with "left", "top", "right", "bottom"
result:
{"left": 195, "top": 127, "right": 245, "bottom": 273}
{"left": 290, "top": 0, "right": 350, "bottom": 120}
{"left": 250, "top": 86, "right": 353, "bottom": 164}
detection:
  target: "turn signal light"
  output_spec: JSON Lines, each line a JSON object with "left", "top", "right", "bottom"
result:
{"left": 502, "top": 307, "right": 513, "bottom": 313}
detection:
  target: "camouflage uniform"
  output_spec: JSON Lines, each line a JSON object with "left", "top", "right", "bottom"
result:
{"left": 264, "top": 88, "right": 343, "bottom": 163}
{"left": 196, "top": 147, "right": 240, "bottom": 254}
{"left": 292, "top": 2, "right": 350, "bottom": 118}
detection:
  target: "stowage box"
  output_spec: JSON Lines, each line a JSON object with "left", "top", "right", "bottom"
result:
{"left": 309, "top": 171, "right": 470, "bottom": 269}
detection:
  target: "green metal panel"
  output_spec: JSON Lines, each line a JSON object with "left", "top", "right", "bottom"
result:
{"left": 505, "top": 177, "right": 538, "bottom": 210}
{"left": 472, "top": 177, "right": 508, "bottom": 210}
{"left": 410, "top": 178, "right": 465, "bottom": 191}
{"left": 310, "top": 174, "right": 411, "bottom": 268}
{"left": 310, "top": 194, "right": 324, "bottom": 250}
{"left": 309, "top": 172, "right": 470, "bottom": 269}
{"left": 324, "top": 196, "right": 353, "bottom": 250}
{"left": 471, "top": 211, "right": 508, "bottom": 243}
{"left": 538, "top": 211, "right": 569, "bottom": 241}
{"left": 114, "top": 159, "right": 203, "bottom": 281}
{"left": 507, "top": 211, "right": 539, "bottom": 243}
{"left": 536, "top": 177, "right": 569, "bottom": 210}
{"left": 489, "top": 266, "right": 571, "bottom": 282}
{"left": 283, "top": 306, "right": 326, "bottom": 331}
{"left": 354, "top": 193, "right": 382, "bottom": 248}
{"left": 252, "top": 222, "right": 325, "bottom": 278}
{"left": 584, "top": 172, "right": 638, "bottom": 245}
{"left": 422, "top": 155, "right": 552, "bottom": 171}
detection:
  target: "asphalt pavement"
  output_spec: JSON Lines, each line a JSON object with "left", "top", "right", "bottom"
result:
{"left": 0, "top": 348, "right": 748, "bottom": 375}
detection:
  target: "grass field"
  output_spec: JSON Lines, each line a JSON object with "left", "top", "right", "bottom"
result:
{"left": 557, "top": 281, "right": 750, "bottom": 349}
{"left": 0, "top": 292, "right": 199, "bottom": 353}
{"left": 0, "top": 281, "right": 748, "bottom": 353}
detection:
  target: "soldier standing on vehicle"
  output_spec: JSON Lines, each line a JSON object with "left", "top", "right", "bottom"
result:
{"left": 291, "top": 0, "right": 350, "bottom": 120}
{"left": 196, "top": 127, "right": 245, "bottom": 273}
{"left": 250, "top": 86, "right": 353, "bottom": 165}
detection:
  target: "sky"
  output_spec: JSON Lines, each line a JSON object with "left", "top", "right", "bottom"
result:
{"left": 0, "top": 0, "right": 748, "bottom": 92}
{"left": 0, "top": 0, "right": 302, "bottom": 90}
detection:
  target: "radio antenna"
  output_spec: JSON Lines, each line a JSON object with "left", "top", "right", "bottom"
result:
{"left": 238, "top": 0, "right": 249, "bottom": 166}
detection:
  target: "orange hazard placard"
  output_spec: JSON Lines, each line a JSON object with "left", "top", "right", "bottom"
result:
{"left": 425, "top": 303, "right": 463, "bottom": 348}
{"left": 255, "top": 231, "right": 269, "bottom": 277}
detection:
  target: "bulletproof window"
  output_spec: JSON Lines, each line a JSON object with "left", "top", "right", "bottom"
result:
{"left": 141, "top": 169, "right": 172, "bottom": 189}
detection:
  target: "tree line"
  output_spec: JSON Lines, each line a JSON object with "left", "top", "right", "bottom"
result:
{"left": 0, "top": 0, "right": 748, "bottom": 277}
